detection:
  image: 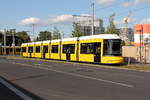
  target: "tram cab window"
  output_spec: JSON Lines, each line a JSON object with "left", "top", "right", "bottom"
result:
{"left": 36, "top": 46, "right": 40, "bottom": 53}
{"left": 43, "top": 46, "right": 48, "bottom": 53}
{"left": 63, "top": 44, "right": 75, "bottom": 54}
{"left": 51, "top": 45, "right": 58, "bottom": 53}
{"left": 28, "top": 47, "right": 33, "bottom": 53}
{"left": 22, "top": 47, "right": 26, "bottom": 52}
{"left": 103, "top": 39, "right": 121, "bottom": 56}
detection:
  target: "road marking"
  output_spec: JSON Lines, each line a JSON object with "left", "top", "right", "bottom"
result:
{"left": 0, "top": 78, "right": 33, "bottom": 100}
{"left": 12, "top": 62, "right": 134, "bottom": 88}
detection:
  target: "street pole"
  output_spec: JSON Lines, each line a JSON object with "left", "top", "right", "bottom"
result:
{"left": 4, "top": 29, "right": 6, "bottom": 55}
{"left": 137, "top": 27, "right": 143, "bottom": 64}
{"left": 141, "top": 26, "right": 143, "bottom": 63}
{"left": 139, "top": 30, "right": 142, "bottom": 64}
{"left": 12, "top": 29, "right": 16, "bottom": 56}
{"left": 91, "top": 1, "right": 95, "bottom": 35}
{"left": 32, "top": 24, "right": 35, "bottom": 42}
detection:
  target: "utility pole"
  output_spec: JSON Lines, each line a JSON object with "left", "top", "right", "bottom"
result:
{"left": 137, "top": 26, "right": 143, "bottom": 64}
{"left": 4, "top": 29, "right": 6, "bottom": 55}
{"left": 12, "top": 29, "right": 16, "bottom": 56}
{"left": 139, "top": 29, "right": 142, "bottom": 64}
{"left": 91, "top": 0, "right": 95, "bottom": 35}
{"left": 32, "top": 24, "right": 35, "bottom": 42}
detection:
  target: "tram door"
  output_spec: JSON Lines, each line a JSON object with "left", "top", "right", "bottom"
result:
{"left": 43, "top": 46, "right": 48, "bottom": 59}
{"left": 66, "top": 46, "right": 71, "bottom": 61}
{"left": 94, "top": 43, "right": 101, "bottom": 63}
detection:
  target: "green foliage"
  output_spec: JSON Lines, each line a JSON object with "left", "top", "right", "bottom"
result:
{"left": 52, "top": 27, "right": 61, "bottom": 39}
{"left": 72, "top": 22, "right": 82, "bottom": 37}
{"left": 0, "top": 31, "right": 31, "bottom": 46}
{"left": 105, "top": 13, "right": 120, "bottom": 35}
{"left": 0, "top": 30, "right": 13, "bottom": 46}
{"left": 16, "top": 31, "right": 31, "bottom": 45}
{"left": 37, "top": 31, "right": 52, "bottom": 41}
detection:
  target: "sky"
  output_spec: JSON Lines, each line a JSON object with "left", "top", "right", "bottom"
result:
{"left": 0, "top": 0, "right": 150, "bottom": 38}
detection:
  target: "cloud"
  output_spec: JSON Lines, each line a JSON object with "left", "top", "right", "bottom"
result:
{"left": 18, "top": 17, "right": 40, "bottom": 26}
{"left": 134, "top": 0, "right": 150, "bottom": 5}
{"left": 122, "top": 2, "right": 132, "bottom": 7}
{"left": 18, "top": 15, "right": 74, "bottom": 26}
{"left": 96, "top": 0, "right": 115, "bottom": 5}
{"left": 41, "top": 14, "right": 73, "bottom": 26}
{"left": 18, "top": 14, "right": 94, "bottom": 27}
{"left": 141, "top": 18, "right": 150, "bottom": 24}
{"left": 122, "top": 0, "right": 150, "bottom": 7}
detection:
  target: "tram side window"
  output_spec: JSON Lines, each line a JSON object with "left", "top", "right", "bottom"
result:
{"left": 36, "top": 46, "right": 40, "bottom": 53}
{"left": 80, "top": 43, "right": 94, "bottom": 54}
{"left": 43, "top": 46, "right": 48, "bottom": 53}
{"left": 51, "top": 45, "right": 58, "bottom": 53}
{"left": 62, "top": 44, "right": 75, "bottom": 54}
{"left": 16, "top": 48, "right": 21, "bottom": 52}
{"left": 28, "top": 47, "right": 33, "bottom": 53}
{"left": 22, "top": 47, "right": 26, "bottom": 52}
{"left": 103, "top": 40, "right": 110, "bottom": 55}
{"left": 10, "top": 48, "right": 13, "bottom": 52}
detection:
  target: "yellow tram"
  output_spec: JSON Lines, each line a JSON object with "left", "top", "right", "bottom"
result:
{"left": 0, "top": 46, "right": 21, "bottom": 55}
{"left": 0, "top": 47, "right": 2, "bottom": 55}
{"left": 21, "top": 34, "right": 124, "bottom": 64}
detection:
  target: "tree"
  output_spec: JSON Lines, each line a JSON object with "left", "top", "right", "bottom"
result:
{"left": 0, "top": 30, "right": 14, "bottom": 46}
{"left": 0, "top": 30, "right": 30, "bottom": 46}
{"left": 105, "top": 13, "right": 120, "bottom": 35}
{"left": 16, "top": 31, "right": 31, "bottom": 45}
{"left": 37, "top": 31, "right": 52, "bottom": 41}
{"left": 52, "top": 27, "right": 61, "bottom": 39}
{"left": 72, "top": 22, "right": 82, "bottom": 37}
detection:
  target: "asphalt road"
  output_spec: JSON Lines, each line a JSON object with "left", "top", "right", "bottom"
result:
{"left": 0, "top": 58, "right": 150, "bottom": 100}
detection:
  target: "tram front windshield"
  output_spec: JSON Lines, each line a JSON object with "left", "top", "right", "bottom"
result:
{"left": 103, "top": 39, "right": 122, "bottom": 56}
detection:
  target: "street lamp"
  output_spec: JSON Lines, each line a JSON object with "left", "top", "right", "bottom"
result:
{"left": 0, "top": 29, "right": 6, "bottom": 55}
{"left": 10, "top": 29, "right": 16, "bottom": 56}
{"left": 4, "top": 29, "right": 7, "bottom": 55}
{"left": 136, "top": 25, "right": 143, "bottom": 64}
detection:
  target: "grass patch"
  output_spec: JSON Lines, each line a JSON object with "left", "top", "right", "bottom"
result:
{"left": 122, "top": 65, "right": 150, "bottom": 71}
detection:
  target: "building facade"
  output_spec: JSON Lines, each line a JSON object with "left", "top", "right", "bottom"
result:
{"left": 119, "top": 28, "right": 134, "bottom": 42}
{"left": 134, "top": 24, "right": 150, "bottom": 46}
{"left": 76, "top": 19, "right": 104, "bottom": 36}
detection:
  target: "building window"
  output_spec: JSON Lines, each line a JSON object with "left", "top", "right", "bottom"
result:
{"left": 62, "top": 44, "right": 75, "bottom": 54}
{"left": 51, "top": 45, "right": 58, "bottom": 53}
{"left": 43, "top": 45, "right": 48, "bottom": 53}
{"left": 21, "top": 47, "right": 26, "bottom": 52}
{"left": 28, "top": 47, "right": 33, "bottom": 53}
{"left": 36, "top": 46, "right": 40, "bottom": 53}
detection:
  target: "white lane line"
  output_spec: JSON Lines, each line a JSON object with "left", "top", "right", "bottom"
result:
{"left": 0, "top": 78, "right": 33, "bottom": 100}
{"left": 12, "top": 62, "right": 134, "bottom": 88}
